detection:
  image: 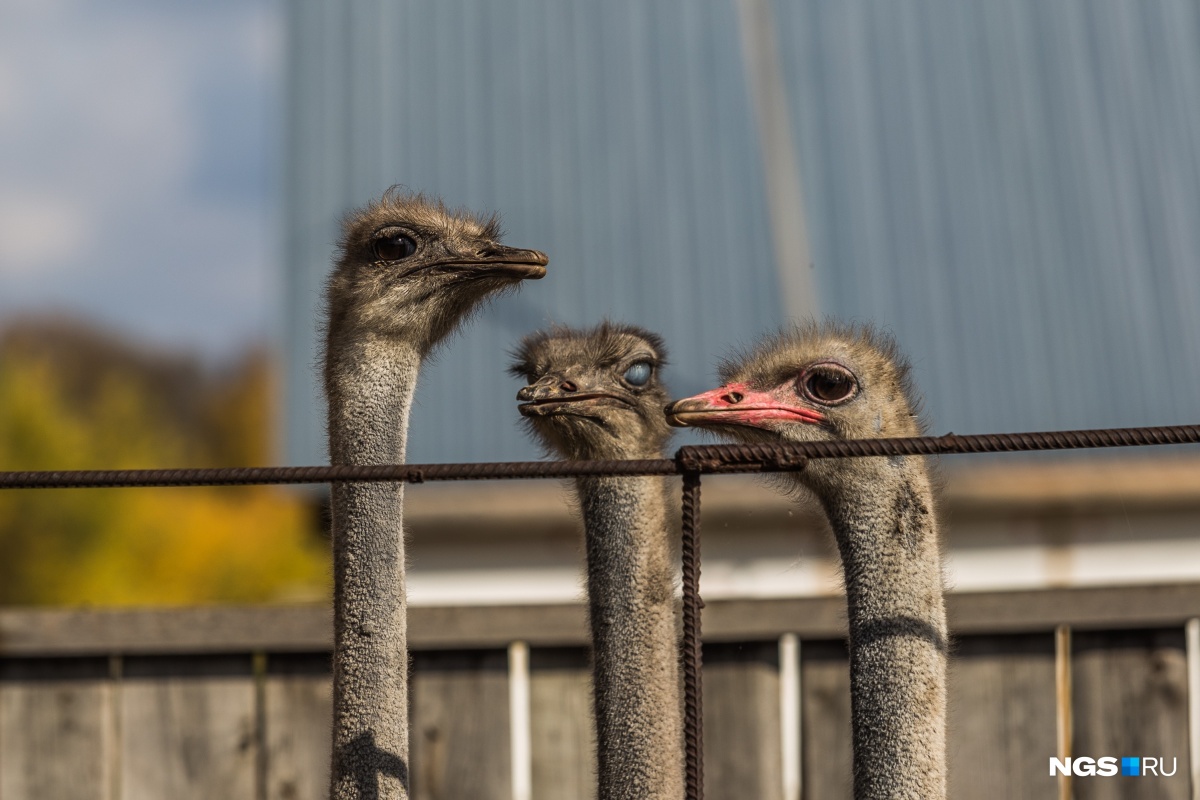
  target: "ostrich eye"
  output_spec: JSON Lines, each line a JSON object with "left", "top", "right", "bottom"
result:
{"left": 623, "top": 361, "right": 652, "bottom": 386}
{"left": 373, "top": 233, "right": 417, "bottom": 262}
{"left": 799, "top": 363, "right": 858, "bottom": 405}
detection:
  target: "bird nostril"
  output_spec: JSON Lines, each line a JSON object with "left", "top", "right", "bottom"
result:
{"left": 723, "top": 392, "right": 744, "bottom": 404}
{"left": 561, "top": 380, "right": 578, "bottom": 392}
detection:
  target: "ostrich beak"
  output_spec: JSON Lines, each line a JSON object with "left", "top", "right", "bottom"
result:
{"left": 665, "top": 383, "right": 825, "bottom": 428}
{"left": 517, "top": 375, "right": 633, "bottom": 417}
{"left": 466, "top": 245, "right": 548, "bottom": 279}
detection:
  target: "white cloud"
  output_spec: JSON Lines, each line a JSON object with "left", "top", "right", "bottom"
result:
{"left": 0, "top": 0, "right": 282, "bottom": 357}
{"left": 0, "top": 15, "right": 197, "bottom": 193}
{"left": 0, "top": 195, "right": 94, "bottom": 275}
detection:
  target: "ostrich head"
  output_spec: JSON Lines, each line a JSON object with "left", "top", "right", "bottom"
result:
{"left": 326, "top": 189, "right": 548, "bottom": 354}
{"left": 510, "top": 322, "right": 672, "bottom": 460}
{"left": 665, "top": 322, "right": 923, "bottom": 492}
{"left": 669, "top": 323, "right": 946, "bottom": 800}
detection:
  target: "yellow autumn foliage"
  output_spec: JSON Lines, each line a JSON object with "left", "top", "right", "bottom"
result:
{"left": 0, "top": 319, "right": 329, "bottom": 606}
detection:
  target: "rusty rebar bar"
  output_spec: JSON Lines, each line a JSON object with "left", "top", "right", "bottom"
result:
{"left": 0, "top": 423, "right": 1196, "bottom": 490}
{"left": 0, "top": 459, "right": 672, "bottom": 489}
{"left": 680, "top": 469, "right": 704, "bottom": 800}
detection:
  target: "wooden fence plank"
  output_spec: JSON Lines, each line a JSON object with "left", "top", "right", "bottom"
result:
{"left": 946, "top": 634, "right": 1057, "bottom": 800}
{"left": 264, "top": 653, "right": 331, "bottom": 800}
{"left": 410, "top": 649, "right": 511, "bottom": 800}
{"left": 1, "top": 594, "right": 1198, "bottom": 800}
{"left": 118, "top": 655, "right": 257, "bottom": 800}
{"left": 800, "top": 640, "right": 852, "bottom": 800}
{"left": 703, "top": 641, "right": 783, "bottom": 800}
{"left": 0, "top": 658, "right": 111, "bottom": 800}
{"left": 1072, "top": 629, "right": 1190, "bottom": 800}
{"left": 528, "top": 647, "right": 595, "bottom": 800}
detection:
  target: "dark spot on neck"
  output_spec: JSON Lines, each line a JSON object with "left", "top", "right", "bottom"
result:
{"left": 892, "top": 479, "right": 931, "bottom": 554}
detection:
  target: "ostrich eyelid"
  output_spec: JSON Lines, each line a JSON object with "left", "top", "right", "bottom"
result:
{"left": 797, "top": 361, "right": 859, "bottom": 405}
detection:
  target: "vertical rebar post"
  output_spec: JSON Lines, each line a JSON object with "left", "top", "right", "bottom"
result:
{"left": 680, "top": 470, "right": 705, "bottom": 800}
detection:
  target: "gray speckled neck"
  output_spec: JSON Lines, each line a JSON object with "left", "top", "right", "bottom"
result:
{"left": 576, "top": 475, "right": 684, "bottom": 800}
{"left": 327, "top": 338, "right": 419, "bottom": 800}
{"left": 822, "top": 462, "right": 947, "bottom": 800}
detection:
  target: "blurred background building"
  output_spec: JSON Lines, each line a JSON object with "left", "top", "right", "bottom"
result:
{"left": 279, "top": 0, "right": 1200, "bottom": 608}
{"left": 286, "top": 0, "right": 1200, "bottom": 466}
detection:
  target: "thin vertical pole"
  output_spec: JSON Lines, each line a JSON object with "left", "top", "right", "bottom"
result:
{"left": 253, "top": 652, "right": 269, "bottom": 800}
{"left": 779, "top": 633, "right": 802, "bottom": 800}
{"left": 105, "top": 654, "right": 123, "bottom": 800}
{"left": 1056, "top": 625, "right": 1073, "bottom": 800}
{"left": 1186, "top": 618, "right": 1200, "bottom": 800}
{"left": 681, "top": 471, "right": 705, "bottom": 800}
{"left": 508, "top": 641, "right": 532, "bottom": 800}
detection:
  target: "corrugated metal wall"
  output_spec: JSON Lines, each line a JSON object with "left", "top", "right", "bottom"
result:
{"left": 286, "top": 0, "right": 1200, "bottom": 465}
{"left": 772, "top": 0, "right": 1200, "bottom": 436}
{"left": 285, "top": 0, "right": 782, "bottom": 463}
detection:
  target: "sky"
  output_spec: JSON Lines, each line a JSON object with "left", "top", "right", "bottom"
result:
{"left": 0, "top": 0, "right": 281, "bottom": 359}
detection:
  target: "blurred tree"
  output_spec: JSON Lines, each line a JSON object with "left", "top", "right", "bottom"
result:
{"left": 0, "top": 317, "right": 329, "bottom": 606}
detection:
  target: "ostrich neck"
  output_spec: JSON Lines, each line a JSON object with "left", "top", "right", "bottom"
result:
{"left": 576, "top": 475, "right": 684, "bottom": 800}
{"left": 821, "top": 460, "right": 947, "bottom": 800}
{"left": 327, "top": 335, "right": 420, "bottom": 800}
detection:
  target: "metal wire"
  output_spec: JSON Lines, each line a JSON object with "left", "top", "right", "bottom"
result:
{"left": 680, "top": 470, "right": 705, "bottom": 800}
{"left": 0, "top": 423, "right": 1196, "bottom": 490}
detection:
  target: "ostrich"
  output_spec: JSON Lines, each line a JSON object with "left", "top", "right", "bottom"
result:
{"left": 510, "top": 322, "right": 684, "bottom": 800}
{"left": 324, "top": 190, "right": 548, "bottom": 800}
{"left": 665, "top": 322, "right": 946, "bottom": 800}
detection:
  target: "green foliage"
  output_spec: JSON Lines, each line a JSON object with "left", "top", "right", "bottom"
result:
{"left": 0, "top": 318, "right": 329, "bottom": 606}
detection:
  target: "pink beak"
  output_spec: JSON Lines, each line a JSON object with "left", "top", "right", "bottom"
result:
{"left": 665, "top": 382, "right": 825, "bottom": 428}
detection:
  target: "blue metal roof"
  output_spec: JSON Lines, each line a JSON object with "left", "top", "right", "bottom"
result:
{"left": 285, "top": 0, "right": 1200, "bottom": 464}
{"left": 773, "top": 0, "right": 1200, "bottom": 437}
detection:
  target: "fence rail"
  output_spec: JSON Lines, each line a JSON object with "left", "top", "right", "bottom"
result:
{"left": 5, "top": 585, "right": 1200, "bottom": 656}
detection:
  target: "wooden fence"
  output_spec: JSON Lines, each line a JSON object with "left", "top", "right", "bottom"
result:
{"left": 2, "top": 583, "right": 1199, "bottom": 800}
